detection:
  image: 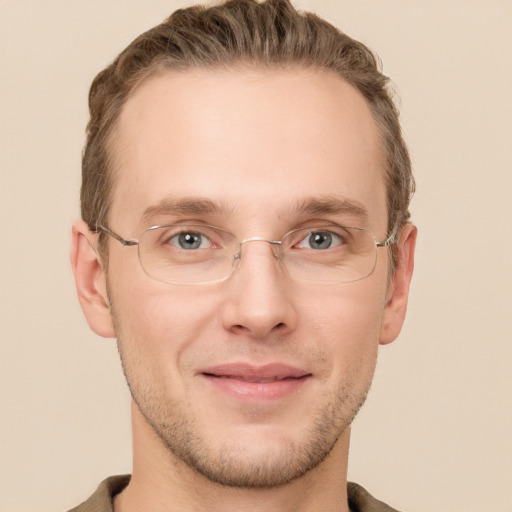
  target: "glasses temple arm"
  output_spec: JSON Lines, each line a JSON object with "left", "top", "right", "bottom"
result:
{"left": 376, "top": 223, "right": 400, "bottom": 248}
{"left": 97, "top": 224, "right": 139, "bottom": 246}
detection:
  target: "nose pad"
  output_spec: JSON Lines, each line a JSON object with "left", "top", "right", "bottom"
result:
{"left": 231, "top": 239, "right": 282, "bottom": 276}
{"left": 232, "top": 251, "right": 241, "bottom": 270}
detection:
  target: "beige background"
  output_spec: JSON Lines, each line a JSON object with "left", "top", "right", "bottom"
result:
{"left": 1, "top": 1, "right": 511, "bottom": 511}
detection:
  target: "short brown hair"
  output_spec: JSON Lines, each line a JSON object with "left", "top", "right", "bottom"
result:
{"left": 82, "top": 0, "right": 414, "bottom": 259}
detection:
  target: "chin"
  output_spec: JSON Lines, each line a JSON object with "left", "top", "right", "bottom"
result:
{"left": 135, "top": 389, "right": 359, "bottom": 489}
{"left": 171, "top": 428, "right": 340, "bottom": 489}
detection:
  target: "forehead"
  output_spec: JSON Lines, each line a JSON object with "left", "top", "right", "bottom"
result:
{"left": 110, "top": 66, "right": 387, "bottom": 233}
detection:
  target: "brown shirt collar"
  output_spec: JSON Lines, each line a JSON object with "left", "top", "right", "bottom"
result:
{"left": 68, "top": 475, "right": 402, "bottom": 512}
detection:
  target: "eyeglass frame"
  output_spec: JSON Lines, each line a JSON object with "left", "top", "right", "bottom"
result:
{"left": 96, "top": 222, "right": 399, "bottom": 285}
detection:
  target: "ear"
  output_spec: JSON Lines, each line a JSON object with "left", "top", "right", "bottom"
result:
{"left": 70, "top": 220, "right": 115, "bottom": 338}
{"left": 379, "top": 223, "right": 417, "bottom": 345}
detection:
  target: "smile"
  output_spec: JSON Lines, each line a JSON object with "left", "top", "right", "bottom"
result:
{"left": 199, "top": 363, "right": 312, "bottom": 401}
{"left": 207, "top": 375, "right": 298, "bottom": 383}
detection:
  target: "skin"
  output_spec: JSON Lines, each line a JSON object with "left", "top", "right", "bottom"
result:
{"left": 71, "top": 67, "right": 416, "bottom": 512}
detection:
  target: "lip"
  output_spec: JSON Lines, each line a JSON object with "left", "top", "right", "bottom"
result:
{"left": 198, "top": 363, "right": 312, "bottom": 401}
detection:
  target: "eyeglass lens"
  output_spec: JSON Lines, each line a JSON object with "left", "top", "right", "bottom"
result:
{"left": 136, "top": 224, "right": 379, "bottom": 285}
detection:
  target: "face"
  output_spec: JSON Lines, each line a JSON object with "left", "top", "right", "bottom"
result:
{"left": 74, "top": 67, "right": 415, "bottom": 488}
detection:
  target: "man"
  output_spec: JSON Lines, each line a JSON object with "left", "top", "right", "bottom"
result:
{"left": 70, "top": 0, "right": 416, "bottom": 510}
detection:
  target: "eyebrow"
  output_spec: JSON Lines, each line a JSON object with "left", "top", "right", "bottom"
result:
{"left": 139, "top": 194, "right": 368, "bottom": 226}
{"left": 289, "top": 196, "right": 369, "bottom": 222}
{"left": 140, "top": 196, "right": 234, "bottom": 226}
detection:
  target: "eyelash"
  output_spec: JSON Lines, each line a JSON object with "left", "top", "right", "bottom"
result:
{"left": 161, "top": 227, "right": 348, "bottom": 251}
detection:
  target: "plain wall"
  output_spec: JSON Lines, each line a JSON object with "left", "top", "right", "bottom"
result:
{"left": 1, "top": 1, "right": 511, "bottom": 511}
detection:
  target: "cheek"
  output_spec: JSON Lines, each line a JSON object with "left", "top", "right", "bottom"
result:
{"left": 107, "top": 257, "right": 221, "bottom": 364}
{"left": 298, "top": 281, "right": 386, "bottom": 370}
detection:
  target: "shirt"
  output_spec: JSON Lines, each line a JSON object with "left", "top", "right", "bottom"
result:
{"left": 68, "top": 475, "right": 402, "bottom": 512}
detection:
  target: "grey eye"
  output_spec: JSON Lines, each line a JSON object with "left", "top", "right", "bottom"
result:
{"left": 172, "top": 232, "right": 208, "bottom": 250}
{"left": 297, "top": 231, "right": 342, "bottom": 250}
{"left": 309, "top": 232, "right": 332, "bottom": 249}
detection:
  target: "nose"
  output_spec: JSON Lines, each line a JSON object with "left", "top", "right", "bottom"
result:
{"left": 221, "top": 239, "right": 298, "bottom": 339}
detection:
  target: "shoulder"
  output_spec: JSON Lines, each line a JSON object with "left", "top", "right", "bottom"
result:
{"left": 67, "top": 475, "right": 131, "bottom": 512}
{"left": 348, "top": 482, "right": 403, "bottom": 512}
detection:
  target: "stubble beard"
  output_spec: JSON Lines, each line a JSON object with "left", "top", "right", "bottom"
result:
{"left": 108, "top": 280, "right": 376, "bottom": 489}
{"left": 115, "top": 335, "right": 375, "bottom": 489}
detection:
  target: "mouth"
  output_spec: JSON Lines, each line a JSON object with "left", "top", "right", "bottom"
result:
{"left": 198, "top": 363, "right": 312, "bottom": 401}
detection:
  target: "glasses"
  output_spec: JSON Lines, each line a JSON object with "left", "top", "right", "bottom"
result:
{"left": 98, "top": 223, "right": 396, "bottom": 285}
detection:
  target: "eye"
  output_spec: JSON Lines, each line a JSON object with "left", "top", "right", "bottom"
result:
{"left": 296, "top": 230, "right": 343, "bottom": 250}
{"left": 168, "top": 231, "right": 212, "bottom": 250}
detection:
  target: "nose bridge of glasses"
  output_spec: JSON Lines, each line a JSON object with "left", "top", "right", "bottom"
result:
{"left": 233, "top": 237, "right": 283, "bottom": 264}
{"left": 240, "top": 236, "right": 282, "bottom": 246}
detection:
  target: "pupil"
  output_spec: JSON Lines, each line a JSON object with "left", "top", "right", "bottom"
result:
{"left": 310, "top": 232, "right": 332, "bottom": 249}
{"left": 178, "top": 232, "right": 201, "bottom": 250}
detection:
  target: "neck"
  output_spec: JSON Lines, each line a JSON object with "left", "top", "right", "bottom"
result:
{"left": 114, "top": 402, "right": 352, "bottom": 512}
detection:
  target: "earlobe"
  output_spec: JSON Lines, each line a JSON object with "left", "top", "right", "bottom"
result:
{"left": 70, "top": 220, "right": 115, "bottom": 338}
{"left": 379, "top": 223, "right": 417, "bottom": 345}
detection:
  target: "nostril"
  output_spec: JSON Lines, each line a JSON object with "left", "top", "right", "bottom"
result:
{"left": 231, "top": 324, "right": 250, "bottom": 335}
